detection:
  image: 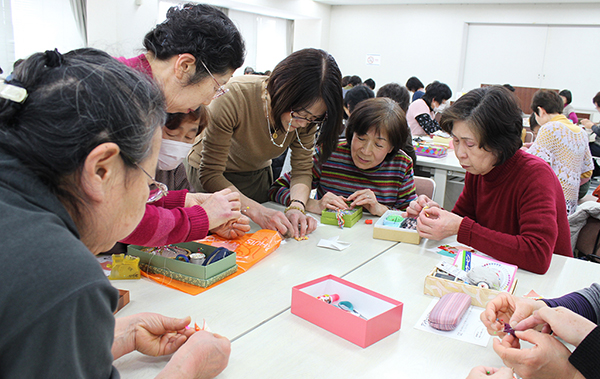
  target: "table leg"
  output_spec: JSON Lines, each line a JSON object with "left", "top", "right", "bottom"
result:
{"left": 432, "top": 168, "right": 447, "bottom": 206}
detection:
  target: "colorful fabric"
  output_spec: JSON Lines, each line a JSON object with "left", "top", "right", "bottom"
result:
{"left": 453, "top": 149, "right": 572, "bottom": 274}
{"left": 269, "top": 141, "right": 416, "bottom": 211}
{"left": 528, "top": 114, "right": 594, "bottom": 215}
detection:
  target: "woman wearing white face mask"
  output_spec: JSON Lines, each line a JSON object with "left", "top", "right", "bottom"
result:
{"left": 406, "top": 81, "right": 452, "bottom": 136}
{"left": 155, "top": 108, "right": 206, "bottom": 191}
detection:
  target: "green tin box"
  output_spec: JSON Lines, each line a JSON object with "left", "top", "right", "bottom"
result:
{"left": 321, "top": 206, "right": 363, "bottom": 228}
{"left": 127, "top": 242, "right": 237, "bottom": 288}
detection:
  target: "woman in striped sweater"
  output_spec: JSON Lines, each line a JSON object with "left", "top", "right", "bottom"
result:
{"left": 269, "top": 97, "right": 416, "bottom": 216}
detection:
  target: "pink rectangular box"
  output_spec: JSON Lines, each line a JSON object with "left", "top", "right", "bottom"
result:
{"left": 291, "top": 275, "right": 403, "bottom": 348}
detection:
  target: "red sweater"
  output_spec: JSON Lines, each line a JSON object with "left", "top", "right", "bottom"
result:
{"left": 121, "top": 190, "right": 209, "bottom": 247}
{"left": 453, "top": 149, "right": 572, "bottom": 274}
{"left": 116, "top": 54, "right": 210, "bottom": 246}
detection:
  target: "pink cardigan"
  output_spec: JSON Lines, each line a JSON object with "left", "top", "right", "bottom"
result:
{"left": 116, "top": 54, "right": 211, "bottom": 246}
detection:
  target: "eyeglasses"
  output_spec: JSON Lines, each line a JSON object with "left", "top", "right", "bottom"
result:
{"left": 200, "top": 60, "right": 229, "bottom": 99}
{"left": 290, "top": 110, "right": 328, "bottom": 127}
{"left": 137, "top": 164, "right": 169, "bottom": 203}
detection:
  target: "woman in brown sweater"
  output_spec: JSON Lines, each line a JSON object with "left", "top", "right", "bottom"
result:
{"left": 188, "top": 48, "right": 344, "bottom": 239}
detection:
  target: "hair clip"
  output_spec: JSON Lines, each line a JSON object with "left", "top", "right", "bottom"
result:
{"left": 0, "top": 81, "right": 28, "bottom": 103}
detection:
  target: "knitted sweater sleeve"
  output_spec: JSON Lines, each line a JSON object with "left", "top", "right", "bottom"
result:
{"left": 120, "top": 190, "right": 209, "bottom": 246}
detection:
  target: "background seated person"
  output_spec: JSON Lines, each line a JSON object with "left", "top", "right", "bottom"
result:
{"left": 269, "top": 97, "right": 416, "bottom": 216}
{"left": 406, "top": 76, "right": 425, "bottom": 102}
{"left": 406, "top": 80, "right": 452, "bottom": 136}
{"left": 527, "top": 89, "right": 593, "bottom": 214}
{"left": 404, "top": 86, "right": 572, "bottom": 274}
{"left": 580, "top": 91, "right": 600, "bottom": 177}
{"left": 560, "top": 89, "right": 579, "bottom": 124}
{"left": 468, "top": 284, "right": 600, "bottom": 379}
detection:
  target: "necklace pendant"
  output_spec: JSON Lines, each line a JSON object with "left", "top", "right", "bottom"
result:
{"left": 272, "top": 132, "right": 278, "bottom": 139}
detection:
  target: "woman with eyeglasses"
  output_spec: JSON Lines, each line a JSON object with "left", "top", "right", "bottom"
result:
{"left": 0, "top": 48, "right": 230, "bottom": 378}
{"left": 269, "top": 98, "right": 417, "bottom": 216}
{"left": 117, "top": 3, "right": 249, "bottom": 246}
{"left": 188, "top": 48, "right": 344, "bottom": 239}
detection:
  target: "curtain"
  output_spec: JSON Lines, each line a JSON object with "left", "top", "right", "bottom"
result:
{"left": 69, "top": 0, "right": 87, "bottom": 46}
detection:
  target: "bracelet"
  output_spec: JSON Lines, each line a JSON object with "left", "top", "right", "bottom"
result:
{"left": 284, "top": 205, "right": 306, "bottom": 215}
{"left": 290, "top": 199, "right": 306, "bottom": 208}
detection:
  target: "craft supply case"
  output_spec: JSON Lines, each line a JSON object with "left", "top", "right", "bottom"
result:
{"left": 415, "top": 143, "right": 448, "bottom": 158}
{"left": 373, "top": 210, "right": 421, "bottom": 244}
{"left": 291, "top": 275, "right": 403, "bottom": 348}
{"left": 321, "top": 206, "right": 363, "bottom": 228}
{"left": 428, "top": 292, "right": 472, "bottom": 331}
{"left": 424, "top": 267, "right": 518, "bottom": 307}
{"left": 127, "top": 242, "right": 237, "bottom": 288}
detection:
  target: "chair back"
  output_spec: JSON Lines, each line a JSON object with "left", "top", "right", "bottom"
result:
{"left": 524, "top": 131, "right": 534, "bottom": 143}
{"left": 414, "top": 176, "right": 436, "bottom": 199}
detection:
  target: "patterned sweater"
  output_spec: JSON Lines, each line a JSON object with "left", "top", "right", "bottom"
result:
{"left": 269, "top": 141, "right": 416, "bottom": 211}
{"left": 528, "top": 114, "right": 593, "bottom": 215}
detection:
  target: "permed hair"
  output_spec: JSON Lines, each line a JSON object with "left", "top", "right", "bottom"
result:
{"left": 143, "top": 3, "right": 245, "bottom": 84}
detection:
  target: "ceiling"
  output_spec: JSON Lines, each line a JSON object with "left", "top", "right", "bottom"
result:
{"left": 314, "top": 0, "right": 599, "bottom": 4}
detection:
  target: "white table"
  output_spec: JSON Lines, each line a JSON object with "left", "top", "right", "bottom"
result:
{"left": 112, "top": 205, "right": 600, "bottom": 379}
{"left": 415, "top": 152, "right": 465, "bottom": 206}
{"left": 221, "top": 239, "right": 600, "bottom": 379}
{"left": 112, "top": 204, "right": 398, "bottom": 377}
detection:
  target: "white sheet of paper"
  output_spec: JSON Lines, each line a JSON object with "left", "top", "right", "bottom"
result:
{"left": 317, "top": 236, "right": 351, "bottom": 251}
{"left": 414, "top": 297, "right": 490, "bottom": 347}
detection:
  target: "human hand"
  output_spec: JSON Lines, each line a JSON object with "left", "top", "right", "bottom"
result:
{"left": 466, "top": 366, "right": 514, "bottom": 379}
{"left": 523, "top": 142, "right": 533, "bottom": 149}
{"left": 480, "top": 293, "right": 547, "bottom": 337}
{"left": 184, "top": 193, "right": 212, "bottom": 208}
{"left": 316, "top": 192, "right": 349, "bottom": 212}
{"left": 580, "top": 119, "right": 594, "bottom": 129}
{"left": 347, "top": 189, "right": 388, "bottom": 216}
{"left": 210, "top": 215, "right": 251, "bottom": 239}
{"left": 200, "top": 189, "right": 241, "bottom": 230}
{"left": 493, "top": 330, "right": 578, "bottom": 379}
{"left": 402, "top": 195, "right": 439, "bottom": 218}
{"left": 415, "top": 206, "right": 462, "bottom": 240}
{"left": 157, "top": 331, "right": 231, "bottom": 379}
{"left": 112, "top": 313, "right": 195, "bottom": 360}
{"left": 514, "top": 306, "right": 596, "bottom": 347}
{"left": 284, "top": 209, "right": 317, "bottom": 239}
{"left": 249, "top": 205, "right": 293, "bottom": 237}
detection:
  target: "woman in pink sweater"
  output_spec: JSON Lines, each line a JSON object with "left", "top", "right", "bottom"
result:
{"left": 405, "top": 86, "right": 572, "bottom": 274}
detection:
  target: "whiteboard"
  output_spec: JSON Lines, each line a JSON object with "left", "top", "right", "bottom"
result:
{"left": 461, "top": 23, "right": 600, "bottom": 112}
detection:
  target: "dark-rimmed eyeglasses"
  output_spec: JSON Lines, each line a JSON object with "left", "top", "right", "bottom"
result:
{"left": 200, "top": 60, "right": 229, "bottom": 99}
{"left": 290, "top": 110, "right": 328, "bottom": 127}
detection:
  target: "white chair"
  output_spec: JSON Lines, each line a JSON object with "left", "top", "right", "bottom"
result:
{"left": 524, "top": 131, "right": 534, "bottom": 143}
{"left": 414, "top": 176, "right": 436, "bottom": 199}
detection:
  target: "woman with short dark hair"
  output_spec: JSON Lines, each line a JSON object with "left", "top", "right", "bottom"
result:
{"left": 117, "top": 3, "right": 248, "bottom": 247}
{"left": 406, "top": 80, "right": 452, "bottom": 136}
{"left": 0, "top": 48, "right": 230, "bottom": 378}
{"left": 405, "top": 86, "right": 572, "bottom": 274}
{"left": 269, "top": 98, "right": 416, "bottom": 216}
{"left": 190, "top": 48, "right": 344, "bottom": 239}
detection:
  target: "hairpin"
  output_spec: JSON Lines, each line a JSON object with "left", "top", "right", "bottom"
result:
{"left": 0, "top": 81, "right": 27, "bottom": 103}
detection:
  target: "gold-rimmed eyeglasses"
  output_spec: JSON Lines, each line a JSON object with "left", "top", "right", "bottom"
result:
{"left": 200, "top": 60, "right": 229, "bottom": 100}
{"left": 290, "top": 110, "right": 328, "bottom": 127}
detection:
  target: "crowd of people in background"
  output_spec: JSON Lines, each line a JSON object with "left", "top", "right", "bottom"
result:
{"left": 2, "top": 2, "right": 600, "bottom": 379}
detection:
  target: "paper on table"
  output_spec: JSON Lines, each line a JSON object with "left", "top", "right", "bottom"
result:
{"left": 414, "top": 297, "right": 490, "bottom": 347}
{"left": 317, "top": 236, "right": 351, "bottom": 251}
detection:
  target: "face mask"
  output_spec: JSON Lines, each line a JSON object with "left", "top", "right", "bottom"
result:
{"left": 434, "top": 102, "right": 449, "bottom": 113}
{"left": 157, "top": 138, "right": 193, "bottom": 171}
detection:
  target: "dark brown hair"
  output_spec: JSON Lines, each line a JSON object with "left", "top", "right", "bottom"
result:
{"left": 267, "top": 48, "right": 343, "bottom": 164}
{"left": 531, "top": 89, "right": 563, "bottom": 115}
{"left": 165, "top": 106, "right": 209, "bottom": 136}
{"left": 346, "top": 98, "right": 407, "bottom": 162}
{"left": 441, "top": 86, "right": 522, "bottom": 166}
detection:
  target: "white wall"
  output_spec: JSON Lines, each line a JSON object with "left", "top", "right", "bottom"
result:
{"left": 328, "top": 3, "right": 600, "bottom": 112}
{"left": 86, "top": 0, "right": 331, "bottom": 59}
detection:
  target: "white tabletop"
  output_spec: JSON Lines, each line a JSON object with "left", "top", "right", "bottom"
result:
{"left": 112, "top": 204, "right": 600, "bottom": 379}
{"left": 416, "top": 151, "right": 464, "bottom": 173}
{"left": 112, "top": 204, "right": 398, "bottom": 377}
